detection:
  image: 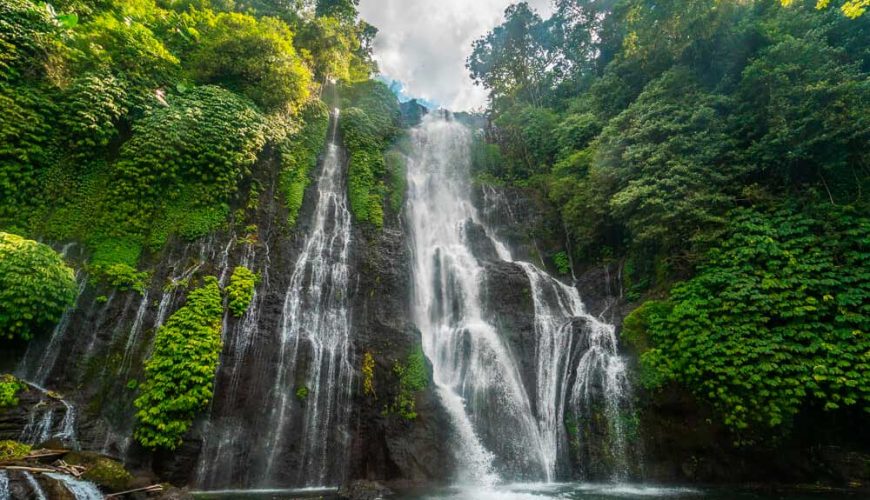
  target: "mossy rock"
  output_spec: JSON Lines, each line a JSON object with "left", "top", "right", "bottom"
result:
{"left": 0, "top": 440, "right": 31, "bottom": 461}
{"left": 63, "top": 451, "right": 133, "bottom": 492}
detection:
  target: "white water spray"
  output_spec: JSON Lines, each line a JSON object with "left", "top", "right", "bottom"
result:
{"left": 406, "top": 114, "right": 633, "bottom": 483}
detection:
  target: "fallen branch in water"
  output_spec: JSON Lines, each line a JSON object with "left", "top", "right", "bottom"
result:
{"left": 0, "top": 465, "right": 57, "bottom": 473}
{"left": 105, "top": 484, "right": 164, "bottom": 498}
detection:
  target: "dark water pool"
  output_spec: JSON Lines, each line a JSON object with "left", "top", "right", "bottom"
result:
{"left": 192, "top": 482, "right": 864, "bottom": 499}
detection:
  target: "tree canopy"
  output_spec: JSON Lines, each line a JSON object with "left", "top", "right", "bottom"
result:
{"left": 470, "top": 0, "right": 869, "bottom": 438}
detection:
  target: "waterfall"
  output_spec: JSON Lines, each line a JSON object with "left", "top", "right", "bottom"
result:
{"left": 195, "top": 251, "right": 269, "bottom": 488}
{"left": 0, "top": 471, "right": 8, "bottom": 500}
{"left": 260, "top": 107, "right": 353, "bottom": 487}
{"left": 405, "top": 115, "right": 549, "bottom": 483}
{"left": 18, "top": 382, "right": 79, "bottom": 449}
{"left": 24, "top": 472, "right": 47, "bottom": 500}
{"left": 405, "top": 114, "right": 633, "bottom": 483}
{"left": 44, "top": 473, "right": 102, "bottom": 500}
{"left": 17, "top": 274, "right": 88, "bottom": 385}
{"left": 119, "top": 290, "right": 150, "bottom": 375}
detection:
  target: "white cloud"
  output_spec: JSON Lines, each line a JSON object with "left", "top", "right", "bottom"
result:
{"left": 359, "top": 0, "right": 553, "bottom": 111}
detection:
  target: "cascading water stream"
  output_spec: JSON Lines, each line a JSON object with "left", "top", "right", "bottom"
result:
{"left": 24, "top": 472, "right": 46, "bottom": 500}
{"left": 18, "top": 382, "right": 79, "bottom": 449}
{"left": 259, "top": 107, "right": 354, "bottom": 487}
{"left": 405, "top": 115, "right": 550, "bottom": 483}
{"left": 406, "top": 114, "right": 633, "bottom": 484}
{"left": 44, "top": 473, "right": 103, "bottom": 500}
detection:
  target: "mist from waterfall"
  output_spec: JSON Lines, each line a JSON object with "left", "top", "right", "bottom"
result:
{"left": 405, "top": 114, "right": 633, "bottom": 484}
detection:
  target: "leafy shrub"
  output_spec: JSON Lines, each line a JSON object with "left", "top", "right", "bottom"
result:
{"left": 553, "top": 251, "right": 570, "bottom": 275}
{"left": 0, "top": 233, "right": 76, "bottom": 341}
{"left": 189, "top": 12, "right": 311, "bottom": 112}
{"left": 73, "top": 11, "right": 179, "bottom": 94}
{"left": 0, "top": 0, "right": 61, "bottom": 78}
{"left": 134, "top": 276, "right": 224, "bottom": 449}
{"left": 109, "top": 85, "right": 265, "bottom": 238}
{"left": 388, "top": 346, "right": 429, "bottom": 420}
{"left": 362, "top": 351, "right": 376, "bottom": 398}
{"left": 338, "top": 81, "right": 400, "bottom": 228}
{"left": 385, "top": 151, "right": 406, "bottom": 214}
{"left": 279, "top": 100, "right": 329, "bottom": 227}
{"left": 295, "top": 386, "right": 309, "bottom": 400}
{"left": 226, "top": 266, "right": 257, "bottom": 317}
{"left": 0, "top": 82, "right": 58, "bottom": 228}
{"left": 596, "top": 68, "right": 740, "bottom": 251}
{"left": 0, "top": 374, "right": 25, "bottom": 407}
{"left": 60, "top": 72, "right": 128, "bottom": 151}
{"left": 91, "top": 263, "right": 149, "bottom": 294}
{"left": 638, "top": 206, "right": 869, "bottom": 435}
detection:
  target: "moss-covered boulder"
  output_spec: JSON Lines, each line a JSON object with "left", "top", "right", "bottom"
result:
{"left": 0, "top": 440, "right": 31, "bottom": 461}
{"left": 63, "top": 451, "right": 133, "bottom": 492}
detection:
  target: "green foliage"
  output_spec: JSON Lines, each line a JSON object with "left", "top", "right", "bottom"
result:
{"left": 384, "top": 151, "right": 407, "bottom": 214}
{"left": 73, "top": 10, "right": 180, "bottom": 93}
{"left": 0, "top": 0, "right": 62, "bottom": 79}
{"left": 298, "top": 15, "right": 374, "bottom": 82}
{"left": 227, "top": 266, "right": 257, "bottom": 317}
{"left": 388, "top": 346, "right": 428, "bottom": 420}
{"left": 315, "top": 0, "right": 359, "bottom": 22}
{"left": 60, "top": 72, "right": 128, "bottom": 150}
{"left": 782, "top": 0, "right": 869, "bottom": 18}
{"left": 596, "top": 68, "right": 740, "bottom": 251}
{"left": 553, "top": 251, "right": 570, "bottom": 275}
{"left": 0, "top": 81, "right": 58, "bottom": 229}
{"left": 91, "top": 263, "right": 150, "bottom": 294}
{"left": 189, "top": 12, "right": 311, "bottom": 112}
{"left": 638, "top": 205, "right": 869, "bottom": 435}
{"left": 0, "top": 440, "right": 31, "bottom": 461}
{"left": 0, "top": 374, "right": 25, "bottom": 407}
{"left": 0, "top": 233, "right": 76, "bottom": 341}
{"left": 339, "top": 80, "right": 400, "bottom": 228}
{"left": 471, "top": 0, "right": 870, "bottom": 445}
{"left": 362, "top": 351, "right": 375, "bottom": 398}
{"left": 736, "top": 34, "right": 868, "bottom": 202}
{"left": 279, "top": 100, "right": 329, "bottom": 227}
{"left": 295, "top": 385, "right": 309, "bottom": 400}
{"left": 109, "top": 85, "right": 265, "bottom": 238}
{"left": 135, "top": 276, "right": 224, "bottom": 449}
{"left": 492, "top": 104, "right": 560, "bottom": 179}
{"left": 467, "top": 2, "right": 560, "bottom": 107}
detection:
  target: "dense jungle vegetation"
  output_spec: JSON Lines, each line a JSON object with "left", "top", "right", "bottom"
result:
{"left": 0, "top": 0, "right": 401, "bottom": 448}
{"left": 469, "top": 0, "right": 868, "bottom": 442}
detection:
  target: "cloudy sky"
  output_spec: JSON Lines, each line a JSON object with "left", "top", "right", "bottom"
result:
{"left": 358, "top": 0, "right": 553, "bottom": 111}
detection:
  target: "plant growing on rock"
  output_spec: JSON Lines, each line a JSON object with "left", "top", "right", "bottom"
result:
{"left": 635, "top": 206, "right": 869, "bottom": 436}
{"left": 362, "top": 351, "right": 376, "bottom": 398}
{"left": 0, "top": 440, "right": 31, "bottom": 461}
{"left": 295, "top": 386, "right": 309, "bottom": 400}
{"left": 339, "top": 80, "right": 401, "bottom": 228}
{"left": 134, "top": 277, "right": 224, "bottom": 449}
{"left": 227, "top": 266, "right": 258, "bottom": 317}
{"left": 0, "top": 233, "right": 76, "bottom": 342}
{"left": 279, "top": 100, "right": 329, "bottom": 228}
{"left": 0, "top": 374, "right": 25, "bottom": 407}
{"left": 388, "top": 346, "right": 428, "bottom": 420}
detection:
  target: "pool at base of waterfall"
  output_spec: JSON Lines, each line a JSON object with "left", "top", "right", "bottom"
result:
{"left": 396, "top": 483, "right": 864, "bottom": 499}
{"left": 189, "top": 482, "right": 864, "bottom": 499}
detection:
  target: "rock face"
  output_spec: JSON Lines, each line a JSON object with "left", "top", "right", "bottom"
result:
{"left": 1, "top": 131, "right": 867, "bottom": 494}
